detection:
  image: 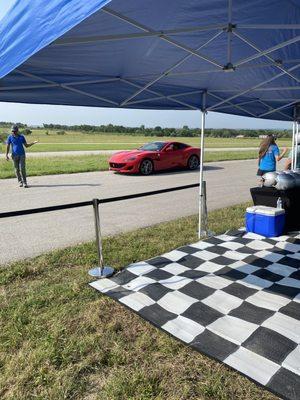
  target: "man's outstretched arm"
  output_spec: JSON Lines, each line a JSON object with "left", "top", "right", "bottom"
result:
{"left": 24, "top": 138, "right": 38, "bottom": 148}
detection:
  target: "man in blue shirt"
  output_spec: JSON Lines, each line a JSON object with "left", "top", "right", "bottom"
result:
{"left": 5, "top": 125, "right": 38, "bottom": 188}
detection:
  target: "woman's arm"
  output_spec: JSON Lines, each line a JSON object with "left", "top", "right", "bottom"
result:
{"left": 275, "top": 147, "right": 288, "bottom": 162}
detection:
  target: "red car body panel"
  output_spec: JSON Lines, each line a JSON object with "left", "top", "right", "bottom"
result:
{"left": 108, "top": 141, "right": 200, "bottom": 174}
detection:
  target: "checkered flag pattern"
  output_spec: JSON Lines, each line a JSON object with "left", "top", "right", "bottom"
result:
{"left": 90, "top": 229, "right": 300, "bottom": 400}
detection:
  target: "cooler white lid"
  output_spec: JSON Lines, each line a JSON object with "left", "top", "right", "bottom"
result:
{"left": 246, "top": 206, "right": 258, "bottom": 213}
{"left": 246, "top": 206, "right": 285, "bottom": 216}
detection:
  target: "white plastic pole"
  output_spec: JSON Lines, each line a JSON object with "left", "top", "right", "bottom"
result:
{"left": 198, "top": 92, "right": 207, "bottom": 238}
{"left": 292, "top": 120, "right": 295, "bottom": 170}
{"left": 295, "top": 122, "right": 299, "bottom": 170}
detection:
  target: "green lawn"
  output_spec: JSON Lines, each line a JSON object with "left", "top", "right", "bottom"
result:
{"left": 0, "top": 151, "right": 258, "bottom": 179}
{"left": 0, "top": 204, "right": 277, "bottom": 400}
{"left": 0, "top": 129, "right": 292, "bottom": 152}
{"left": 27, "top": 143, "right": 139, "bottom": 152}
{"left": 0, "top": 155, "right": 109, "bottom": 179}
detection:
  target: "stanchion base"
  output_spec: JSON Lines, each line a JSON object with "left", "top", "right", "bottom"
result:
{"left": 88, "top": 266, "right": 114, "bottom": 278}
{"left": 199, "top": 230, "right": 215, "bottom": 239}
{"left": 207, "top": 230, "right": 215, "bottom": 237}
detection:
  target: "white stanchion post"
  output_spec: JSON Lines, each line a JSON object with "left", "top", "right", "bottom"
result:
{"left": 198, "top": 92, "right": 207, "bottom": 239}
{"left": 88, "top": 199, "right": 114, "bottom": 278}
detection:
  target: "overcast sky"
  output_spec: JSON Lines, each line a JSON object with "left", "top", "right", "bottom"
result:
{"left": 0, "top": 1, "right": 291, "bottom": 130}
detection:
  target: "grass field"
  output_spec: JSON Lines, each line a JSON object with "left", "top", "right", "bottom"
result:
{"left": 0, "top": 151, "right": 258, "bottom": 179}
{"left": 0, "top": 129, "right": 288, "bottom": 178}
{"left": 0, "top": 129, "right": 292, "bottom": 152}
{"left": 0, "top": 204, "right": 277, "bottom": 400}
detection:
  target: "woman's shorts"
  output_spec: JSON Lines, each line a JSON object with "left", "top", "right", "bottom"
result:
{"left": 257, "top": 169, "right": 275, "bottom": 176}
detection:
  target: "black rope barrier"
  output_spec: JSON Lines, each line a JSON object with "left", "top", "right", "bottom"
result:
{"left": 0, "top": 183, "right": 200, "bottom": 219}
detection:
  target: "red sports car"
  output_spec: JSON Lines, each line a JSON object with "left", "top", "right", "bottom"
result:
{"left": 108, "top": 141, "right": 200, "bottom": 175}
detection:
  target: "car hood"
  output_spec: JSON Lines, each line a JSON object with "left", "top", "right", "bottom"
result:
{"left": 109, "top": 149, "right": 150, "bottom": 162}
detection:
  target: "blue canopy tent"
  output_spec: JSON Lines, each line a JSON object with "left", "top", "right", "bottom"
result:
{"left": 1, "top": 0, "right": 300, "bottom": 236}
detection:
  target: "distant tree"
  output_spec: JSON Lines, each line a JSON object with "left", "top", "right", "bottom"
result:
{"left": 56, "top": 130, "right": 66, "bottom": 135}
{"left": 22, "top": 129, "right": 32, "bottom": 135}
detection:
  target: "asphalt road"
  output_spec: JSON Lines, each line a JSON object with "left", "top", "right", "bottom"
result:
{"left": 0, "top": 159, "right": 259, "bottom": 265}
{"left": 23, "top": 147, "right": 258, "bottom": 157}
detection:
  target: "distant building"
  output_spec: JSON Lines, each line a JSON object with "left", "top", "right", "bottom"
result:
{"left": 259, "top": 135, "right": 267, "bottom": 139}
{"left": 236, "top": 135, "right": 244, "bottom": 138}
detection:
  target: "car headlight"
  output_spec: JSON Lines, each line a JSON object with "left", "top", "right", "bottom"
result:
{"left": 124, "top": 156, "right": 137, "bottom": 161}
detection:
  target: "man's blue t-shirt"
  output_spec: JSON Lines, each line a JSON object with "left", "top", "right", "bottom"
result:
{"left": 259, "top": 144, "right": 279, "bottom": 171}
{"left": 7, "top": 134, "right": 26, "bottom": 156}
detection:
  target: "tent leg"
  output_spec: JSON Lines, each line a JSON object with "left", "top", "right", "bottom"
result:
{"left": 292, "top": 120, "right": 295, "bottom": 170}
{"left": 295, "top": 122, "right": 299, "bottom": 170}
{"left": 198, "top": 95, "right": 208, "bottom": 239}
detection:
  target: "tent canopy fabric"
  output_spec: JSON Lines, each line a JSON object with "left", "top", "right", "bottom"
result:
{"left": 0, "top": 0, "right": 300, "bottom": 121}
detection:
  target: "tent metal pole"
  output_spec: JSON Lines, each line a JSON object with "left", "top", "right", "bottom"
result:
{"left": 207, "top": 64, "right": 300, "bottom": 111}
{"left": 53, "top": 24, "right": 227, "bottom": 46}
{"left": 238, "top": 24, "right": 300, "bottom": 30}
{"left": 120, "top": 31, "right": 223, "bottom": 107}
{"left": 0, "top": 78, "right": 120, "bottom": 92}
{"left": 121, "top": 78, "right": 198, "bottom": 110}
{"left": 207, "top": 91, "right": 257, "bottom": 118}
{"left": 259, "top": 99, "right": 300, "bottom": 118}
{"left": 258, "top": 100, "right": 292, "bottom": 120}
{"left": 227, "top": 0, "right": 233, "bottom": 65}
{"left": 198, "top": 92, "right": 207, "bottom": 239}
{"left": 103, "top": 7, "right": 223, "bottom": 69}
{"left": 234, "top": 35, "right": 300, "bottom": 68}
{"left": 295, "top": 122, "right": 299, "bottom": 170}
{"left": 125, "top": 89, "right": 204, "bottom": 106}
{"left": 233, "top": 31, "right": 300, "bottom": 84}
{"left": 209, "top": 86, "right": 300, "bottom": 93}
{"left": 16, "top": 69, "right": 119, "bottom": 106}
{"left": 292, "top": 120, "right": 296, "bottom": 170}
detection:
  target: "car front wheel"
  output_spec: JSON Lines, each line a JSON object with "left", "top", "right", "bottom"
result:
{"left": 139, "top": 159, "right": 154, "bottom": 175}
{"left": 187, "top": 155, "right": 200, "bottom": 170}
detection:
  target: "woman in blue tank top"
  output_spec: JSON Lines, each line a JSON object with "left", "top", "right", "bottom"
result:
{"left": 257, "top": 134, "right": 287, "bottom": 176}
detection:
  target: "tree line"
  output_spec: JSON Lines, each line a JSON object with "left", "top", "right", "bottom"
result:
{"left": 42, "top": 124, "right": 292, "bottom": 138}
{"left": 0, "top": 122, "right": 292, "bottom": 138}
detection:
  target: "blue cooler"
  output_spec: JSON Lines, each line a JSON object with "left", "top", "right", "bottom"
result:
{"left": 246, "top": 206, "right": 285, "bottom": 237}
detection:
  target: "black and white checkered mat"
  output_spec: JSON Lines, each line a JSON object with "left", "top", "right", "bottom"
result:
{"left": 90, "top": 229, "right": 300, "bottom": 400}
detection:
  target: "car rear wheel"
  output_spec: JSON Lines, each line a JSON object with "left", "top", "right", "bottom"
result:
{"left": 187, "top": 155, "right": 199, "bottom": 170}
{"left": 139, "top": 159, "right": 154, "bottom": 175}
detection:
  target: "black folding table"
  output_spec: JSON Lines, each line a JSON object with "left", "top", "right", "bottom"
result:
{"left": 250, "top": 186, "right": 300, "bottom": 232}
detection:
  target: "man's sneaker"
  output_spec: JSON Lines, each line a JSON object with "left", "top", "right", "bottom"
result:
{"left": 19, "top": 182, "right": 23, "bottom": 187}
{"left": 23, "top": 183, "right": 28, "bottom": 188}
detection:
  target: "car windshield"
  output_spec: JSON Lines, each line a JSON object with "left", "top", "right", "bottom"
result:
{"left": 139, "top": 142, "right": 165, "bottom": 151}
